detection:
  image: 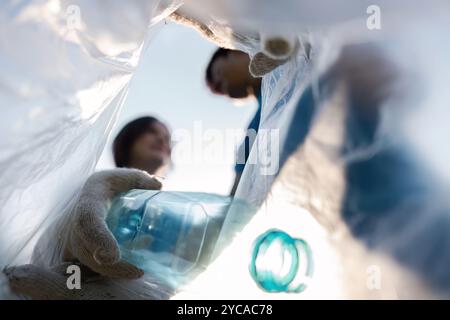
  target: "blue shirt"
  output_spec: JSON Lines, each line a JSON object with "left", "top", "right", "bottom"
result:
{"left": 234, "top": 94, "right": 262, "bottom": 174}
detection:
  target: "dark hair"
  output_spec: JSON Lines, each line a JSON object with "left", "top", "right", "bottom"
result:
{"left": 113, "top": 116, "right": 161, "bottom": 168}
{"left": 205, "top": 48, "right": 232, "bottom": 91}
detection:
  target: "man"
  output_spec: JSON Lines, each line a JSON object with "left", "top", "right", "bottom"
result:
{"left": 205, "top": 48, "right": 262, "bottom": 195}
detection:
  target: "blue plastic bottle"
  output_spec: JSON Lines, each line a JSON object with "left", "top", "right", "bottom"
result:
{"left": 106, "top": 190, "right": 312, "bottom": 294}
{"left": 106, "top": 190, "right": 231, "bottom": 289}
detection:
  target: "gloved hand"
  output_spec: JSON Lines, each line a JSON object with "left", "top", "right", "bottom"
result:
{"left": 4, "top": 168, "right": 164, "bottom": 299}
{"left": 169, "top": 10, "right": 299, "bottom": 77}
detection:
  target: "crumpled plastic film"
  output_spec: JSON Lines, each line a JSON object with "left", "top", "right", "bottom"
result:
{"left": 0, "top": 0, "right": 181, "bottom": 298}
{"left": 2, "top": 0, "right": 450, "bottom": 300}
{"left": 189, "top": 8, "right": 450, "bottom": 298}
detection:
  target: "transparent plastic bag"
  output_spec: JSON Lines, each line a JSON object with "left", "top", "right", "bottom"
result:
{"left": 0, "top": 0, "right": 181, "bottom": 298}
{"left": 178, "top": 6, "right": 450, "bottom": 298}
{"left": 2, "top": 0, "right": 450, "bottom": 300}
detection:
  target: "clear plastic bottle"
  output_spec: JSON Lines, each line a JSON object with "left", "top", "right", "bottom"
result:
{"left": 106, "top": 189, "right": 232, "bottom": 289}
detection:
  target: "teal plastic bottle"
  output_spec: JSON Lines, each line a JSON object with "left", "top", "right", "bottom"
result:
{"left": 106, "top": 190, "right": 313, "bottom": 293}
{"left": 106, "top": 189, "right": 231, "bottom": 289}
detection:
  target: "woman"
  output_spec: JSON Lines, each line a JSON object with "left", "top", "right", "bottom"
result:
{"left": 113, "top": 116, "right": 172, "bottom": 175}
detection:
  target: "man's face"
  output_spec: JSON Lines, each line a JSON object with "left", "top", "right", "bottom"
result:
{"left": 210, "top": 51, "right": 253, "bottom": 99}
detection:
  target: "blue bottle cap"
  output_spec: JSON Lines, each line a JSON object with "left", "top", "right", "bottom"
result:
{"left": 249, "top": 229, "right": 313, "bottom": 293}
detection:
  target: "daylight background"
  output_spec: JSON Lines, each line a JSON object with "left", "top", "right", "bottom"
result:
{"left": 96, "top": 22, "right": 258, "bottom": 195}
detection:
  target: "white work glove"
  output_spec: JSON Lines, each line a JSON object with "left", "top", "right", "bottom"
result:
{"left": 5, "top": 168, "right": 165, "bottom": 299}
{"left": 169, "top": 10, "right": 299, "bottom": 78}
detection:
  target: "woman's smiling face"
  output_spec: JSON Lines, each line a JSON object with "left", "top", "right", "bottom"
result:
{"left": 129, "top": 121, "right": 172, "bottom": 171}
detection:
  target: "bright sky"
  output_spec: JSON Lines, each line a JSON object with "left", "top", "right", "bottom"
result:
{"left": 97, "top": 22, "right": 258, "bottom": 195}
